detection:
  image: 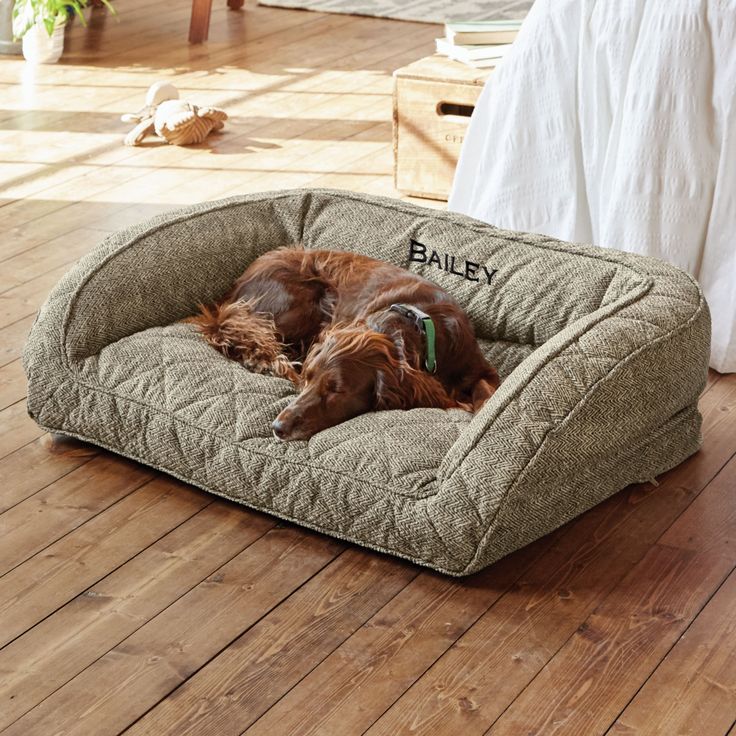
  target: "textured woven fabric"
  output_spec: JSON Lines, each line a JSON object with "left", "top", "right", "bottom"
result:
{"left": 23, "top": 189, "right": 711, "bottom": 575}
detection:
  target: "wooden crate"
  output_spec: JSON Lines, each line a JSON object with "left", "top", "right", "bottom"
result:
{"left": 393, "top": 55, "right": 491, "bottom": 201}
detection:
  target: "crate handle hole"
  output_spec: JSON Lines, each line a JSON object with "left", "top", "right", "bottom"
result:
{"left": 436, "top": 102, "right": 474, "bottom": 120}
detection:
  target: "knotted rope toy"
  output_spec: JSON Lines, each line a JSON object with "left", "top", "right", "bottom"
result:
{"left": 121, "top": 81, "right": 228, "bottom": 146}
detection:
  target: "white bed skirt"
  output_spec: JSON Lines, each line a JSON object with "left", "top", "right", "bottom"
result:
{"left": 450, "top": 0, "right": 735, "bottom": 373}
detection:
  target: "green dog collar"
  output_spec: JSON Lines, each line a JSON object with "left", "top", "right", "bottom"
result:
{"left": 388, "top": 303, "right": 437, "bottom": 373}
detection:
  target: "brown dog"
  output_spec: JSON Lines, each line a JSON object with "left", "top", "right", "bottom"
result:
{"left": 192, "top": 247, "right": 499, "bottom": 441}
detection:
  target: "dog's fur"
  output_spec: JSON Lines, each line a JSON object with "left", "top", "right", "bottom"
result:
{"left": 191, "top": 247, "right": 499, "bottom": 441}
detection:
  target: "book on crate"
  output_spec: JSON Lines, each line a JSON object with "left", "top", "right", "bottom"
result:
{"left": 444, "top": 19, "right": 523, "bottom": 46}
{"left": 437, "top": 19, "right": 523, "bottom": 68}
{"left": 435, "top": 38, "right": 512, "bottom": 68}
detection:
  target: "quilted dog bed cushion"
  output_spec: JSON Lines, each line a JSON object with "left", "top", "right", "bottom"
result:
{"left": 23, "top": 189, "right": 710, "bottom": 575}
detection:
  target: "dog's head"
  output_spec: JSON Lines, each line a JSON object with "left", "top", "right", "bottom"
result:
{"left": 271, "top": 323, "right": 458, "bottom": 441}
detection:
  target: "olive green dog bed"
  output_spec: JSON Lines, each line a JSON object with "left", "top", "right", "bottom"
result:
{"left": 23, "top": 189, "right": 710, "bottom": 575}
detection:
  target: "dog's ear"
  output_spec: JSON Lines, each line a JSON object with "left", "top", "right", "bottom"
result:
{"left": 409, "top": 369, "right": 459, "bottom": 410}
{"left": 470, "top": 366, "right": 500, "bottom": 412}
{"left": 470, "top": 377, "right": 497, "bottom": 412}
{"left": 375, "top": 360, "right": 458, "bottom": 412}
{"left": 374, "top": 364, "right": 408, "bottom": 410}
{"left": 367, "top": 326, "right": 459, "bottom": 411}
{"left": 373, "top": 334, "right": 409, "bottom": 410}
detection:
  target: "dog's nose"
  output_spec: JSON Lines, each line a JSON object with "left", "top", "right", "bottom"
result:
{"left": 272, "top": 418, "right": 288, "bottom": 440}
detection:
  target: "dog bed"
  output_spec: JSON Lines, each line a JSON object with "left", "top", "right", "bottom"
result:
{"left": 23, "top": 189, "right": 710, "bottom": 575}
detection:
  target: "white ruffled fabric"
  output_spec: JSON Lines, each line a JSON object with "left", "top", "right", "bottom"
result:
{"left": 449, "top": 0, "right": 735, "bottom": 373}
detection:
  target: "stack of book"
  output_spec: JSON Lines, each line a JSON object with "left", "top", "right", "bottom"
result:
{"left": 436, "top": 20, "right": 523, "bottom": 68}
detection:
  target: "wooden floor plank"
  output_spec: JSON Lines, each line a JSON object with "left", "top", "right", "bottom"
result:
{"left": 0, "top": 454, "right": 153, "bottom": 576}
{"left": 243, "top": 538, "right": 554, "bottom": 736}
{"left": 3, "top": 199, "right": 152, "bottom": 263}
{"left": 487, "top": 547, "right": 734, "bottom": 736}
{"left": 364, "top": 375, "right": 736, "bottom": 736}
{"left": 0, "top": 13, "right": 313, "bottom": 105}
{"left": 706, "top": 368, "right": 722, "bottom": 391}
{"left": 0, "top": 11, "right": 414, "bottom": 196}
{"left": 0, "top": 198, "right": 69, "bottom": 231}
{"left": 0, "top": 100, "right": 267, "bottom": 210}
{"left": 0, "top": 476, "right": 207, "bottom": 649}
{"left": 0, "top": 264, "right": 75, "bottom": 329}
{"left": 1, "top": 15, "right": 426, "bottom": 216}
{"left": 0, "top": 228, "right": 107, "bottom": 284}
{"left": 485, "top": 453, "right": 736, "bottom": 735}
{"left": 0, "top": 316, "right": 35, "bottom": 368}
{"left": 0, "top": 360, "right": 26, "bottom": 411}
{"left": 64, "top": 2, "right": 344, "bottom": 75}
{"left": 84, "top": 40, "right": 423, "bottom": 199}
{"left": 0, "top": 435, "right": 98, "bottom": 514}
{"left": 0, "top": 401, "right": 45, "bottom": 459}
{"left": 125, "top": 550, "right": 416, "bottom": 736}
{"left": 610, "top": 568, "right": 736, "bottom": 736}
{"left": 0, "top": 502, "right": 274, "bottom": 731}
{"left": 3, "top": 527, "right": 345, "bottom": 736}
{"left": 0, "top": 2, "right": 326, "bottom": 98}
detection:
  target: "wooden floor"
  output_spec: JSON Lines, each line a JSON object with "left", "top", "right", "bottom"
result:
{"left": 1, "top": 2, "right": 735, "bottom": 734}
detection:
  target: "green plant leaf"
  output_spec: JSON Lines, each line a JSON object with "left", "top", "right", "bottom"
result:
{"left": 11, "top": 0, "right": 34, "bottom": 39}
{"left": 67, "top": 1, "right": 89, "bottom": 27}
{"left": 9, "top": 0, "right": 116, "bottom": 38}
{"left": 97, "top": 0, "right": 117, "bottom": 15}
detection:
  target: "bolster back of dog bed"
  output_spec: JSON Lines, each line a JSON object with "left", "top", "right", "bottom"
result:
{"left": 60, "top": 190, "right": 648, "bottom": 360}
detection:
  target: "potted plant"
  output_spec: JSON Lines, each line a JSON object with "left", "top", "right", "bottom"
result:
{"left": 12, "top": 0, "right": 113, "bottom": 64}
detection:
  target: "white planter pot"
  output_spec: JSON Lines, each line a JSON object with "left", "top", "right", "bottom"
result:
{"left": 22, "top": 20, "right": 65, "bottom": 64}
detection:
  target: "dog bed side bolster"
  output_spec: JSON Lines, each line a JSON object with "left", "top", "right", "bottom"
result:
{"left": 22, "top": 193, "right": 306, "bottom": 429}
{"left": 433, "top": 266, "right": 709, "bottom": 574}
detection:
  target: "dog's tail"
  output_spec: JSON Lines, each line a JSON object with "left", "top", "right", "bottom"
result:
{"left": 189, "top": 300, "right": 298, "bottom": 382}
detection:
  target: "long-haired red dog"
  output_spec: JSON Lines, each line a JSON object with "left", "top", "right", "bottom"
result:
{"left": 192, "top": 247, "right": 499, "bottom": 441}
